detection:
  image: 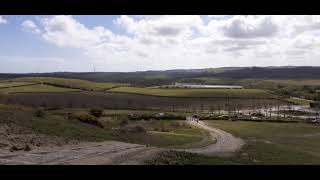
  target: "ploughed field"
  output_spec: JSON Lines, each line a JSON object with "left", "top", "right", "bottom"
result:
{"left": 0, "top": 77, "right": 286, "bottom": 110}
{"left": 0, "top": 91, "right": 286, "bottom": 110}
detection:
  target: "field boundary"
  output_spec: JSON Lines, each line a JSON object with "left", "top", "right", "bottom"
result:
{"left": 0, "top": 82, "right": 40, "bottom": 89}
{"left": 106, "top": 91, "right": 279, "bottom": 99}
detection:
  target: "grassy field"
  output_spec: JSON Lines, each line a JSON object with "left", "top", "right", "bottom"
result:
{"left": 11, "top": 77, "right": 128, "bottom": 91}
{"left": 0, "top": 84, "right": 81, "bottom": 94}
{"left": 147, "top": 120, "right": 320, "bottom": 165}
{"left": 205, "top": 121, "right": 320, "bottom": 164}
{"left": 0, "top": 107, "right": 211, "bottom": 149}
{"left": 284, "top": 97, "right": 314, "bottom": 106}
{"left": 109, "top": 87, "right": 277, "bottom": 98}
{"left": 0, "top": 81, "right": 38, "bottom": 88}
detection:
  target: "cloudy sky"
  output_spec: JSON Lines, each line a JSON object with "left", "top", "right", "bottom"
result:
{"left": 0, "top": 15, "right": 320, "bottom": 73}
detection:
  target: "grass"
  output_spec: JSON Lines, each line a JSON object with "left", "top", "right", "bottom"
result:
{"left": 145, "top": 150, "right": 241, "bottom": 165}
{"left": 264, "top": 79, "right": 320, "bottom": 86}
{"left": 0, "top": 84, "right": 81, "bottom": 94}
{"left": 284, "top": 97, "right": 314, "bottom": 106}
{"left": 0, "top": 107, "right": 211, "bottom": 149}
{"left": 147, "top": 120, "right": 320, "bottom": 165}
{"left": 204, "top": 120, "right": 320, "bottom": 164}
{"left": 109, "top": 87, "right": 277, "bottom": 98}
{"left": 0, "top": 81, "right": 38, "bottom": 88}
{"left": 11, "top": 77, "right": 128, "bottom": 91}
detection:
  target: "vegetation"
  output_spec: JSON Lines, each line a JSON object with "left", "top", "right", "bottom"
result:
{"left": 284, "top": 97, "right": 314, "bottom": 106}
{"left": 109, "top": 87, "right": 277, "bottom": 98}
{"left": 11, "top": 77, "right": 128, "bottom": 91}
{"left": 34, "top": 108, "right": 45, "bottom": 118}
{"left": 0, "top": 91, "right": 284, "bottom": 110}
{"left": 145, "top": 150, "right": 240, "bottom": 165}
{"left": 147, "top": 120, "right": 320, "bottom": 165}
{"left": 70, "top": 112, "right": 104, "bottom": 128}
{"left": 0, "top": 81, "right": 37, "bottom": 88}
{"left": 0, "top": 84, "right": 81, "bottom": 94}
{"left": 0, "top": 107, "right": 211, "bottom": 148}
{"left": 204, "top": 120, "right": 320, "bottom": 164}
{"left": 89, "top": 108, "right": 104, "bottom": 117}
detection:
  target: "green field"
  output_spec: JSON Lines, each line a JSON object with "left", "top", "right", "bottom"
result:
{"left": 11, "top": 77, "right": 128, "bottom": 91}
{"left": 284, "top": 97, "right": 314, "bottom": 106}
{"left": 0, "top": 84, "right": 81, "bottom": 94}
{"left": 0, "top": 107, "right": 211, "bottom": 149}
{"left": 0, "top": 81, "right": 37, "bottom": 88}
{"left": 147, "top": 120, "right": 320, "bottom": 165}
{"left": 109, "top": 87, "right": 277, "bottom": 98}
{"left": 205, "top": 121, "right": 320, "bottom": 164}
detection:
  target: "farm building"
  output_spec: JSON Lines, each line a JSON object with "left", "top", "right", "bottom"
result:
{"left": 186, "top": 115, "right": 200, "bottom": 122}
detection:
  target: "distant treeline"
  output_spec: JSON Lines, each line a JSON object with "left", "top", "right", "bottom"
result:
{"left": 2, "top": 66, "right": 320, "bottom": 86}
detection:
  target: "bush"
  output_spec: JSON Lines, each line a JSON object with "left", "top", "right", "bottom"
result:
{"left": 89, "top": 108, "right": 104, "bottom": 117}
{"left": 71, "top": 112, "right": 104, "bottom": 128}
{"left": 34, "top": 108, "right": 45, "bottom": 118}
{"left": 119, "top": 119, "right": 129, "bottom": 127}
{"left": 130, "top": 125, "right": 146, "bottom": 134}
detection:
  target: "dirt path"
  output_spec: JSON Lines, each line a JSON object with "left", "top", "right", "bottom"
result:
{"left": 0, "top": 121, "right": 244, "bottom": 164}
{"left": 0, "top": 141, "right": 163, "bottom": 165}
{"left": 183, "top": 120, "right": 244, "bottom": 157}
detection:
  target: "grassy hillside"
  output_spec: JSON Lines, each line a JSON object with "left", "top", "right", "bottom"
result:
{"left": 0, "top": 81, "right": 38, "bottom": 88}
{"left": 0, "top": 84, "right": 81, "bottom": 94}
{"left": 0, "top": 106, "right": 211, "bottom": 149}
{"left": 109, "top": 87, "right": 277, "bottom": 98}
{"left": 11, "top": 77, "right": 128, "bottom": 91}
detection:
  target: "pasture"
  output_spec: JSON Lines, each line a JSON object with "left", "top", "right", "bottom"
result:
{"left": 205, "top": 120, "right": 320, "bottom": 164}
{"left": 0, "top": 84, "right": 81, "bottom": 94}
{"left": 11, "top": 77, "right": 128, "bottom": 91}
{"left": 147, "top": 120, "right": 320, "bottom": 165}
{"left": 0, "top": 81, "right": 37, "bottom": 88}
{"left": 109, "top": 87, "right": 277, "bottom": 98}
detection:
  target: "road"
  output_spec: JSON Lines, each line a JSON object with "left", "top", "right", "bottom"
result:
{"left": 0, "top": 121, "right": 244, "bottom": 165}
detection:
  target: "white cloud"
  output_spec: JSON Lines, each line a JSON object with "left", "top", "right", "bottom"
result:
{"left": 0, "top": 16, "right": 7, "bottom": 24}
{"left": 22, "top": 20, "right": 41, "bottom": 34}
{"left": 19, "top": 15, "right": 320, "bottom": 72}
{"left": 222, "top": 16, "right": 278, "bottom": 38}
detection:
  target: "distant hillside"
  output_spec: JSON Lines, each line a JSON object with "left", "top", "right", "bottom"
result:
{"left": 1, "top": 66, "right": 320, "bottom": 86}
{"left": 213, "top": 66, "right": 320, "bottom": 79}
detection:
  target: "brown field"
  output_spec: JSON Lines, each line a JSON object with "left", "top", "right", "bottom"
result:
{"left": 0, "top": 92, "right": 287, "bottom": 111}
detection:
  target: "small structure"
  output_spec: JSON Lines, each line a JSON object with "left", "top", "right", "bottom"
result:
{"left": 186, "top": 114, "right": 200, "bottom": 122}
{"left": 156, "top": 113, "right": 165, "bottom": 117}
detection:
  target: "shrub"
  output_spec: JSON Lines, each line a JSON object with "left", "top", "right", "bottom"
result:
{"left": 71, "top": 112, "right": 104, "bottom": 128}
{"left": 89, "top": 108, "right": 104, "bottom": 117}
{"left": 34, "top": 108, "right": 45, "bottom": 118}
{"left": 130, "top": 125, "right": 146, "bottom": 134}
{"left": 119, "top": 119, "right": 129, "bottom": 127}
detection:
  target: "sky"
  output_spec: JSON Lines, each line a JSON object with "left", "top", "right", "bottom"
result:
{"left": 0, "top": 15, "right": 320, "bottom": 73}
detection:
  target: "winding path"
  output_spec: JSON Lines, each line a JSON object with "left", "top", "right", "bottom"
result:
{"left": 184, "top": 120, "right": 244, "bottom": 156}
{"left": 0, "top": 121, "right": 244, "bottom": 165}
